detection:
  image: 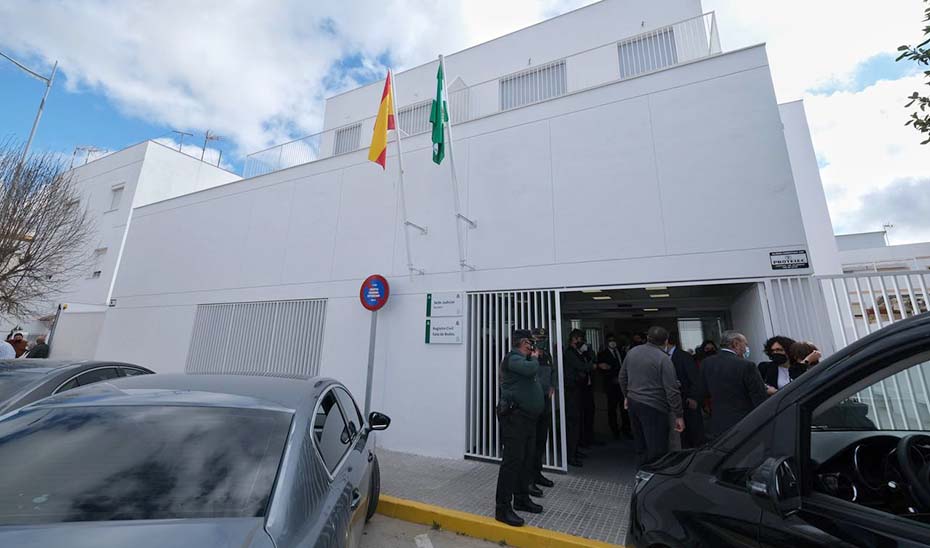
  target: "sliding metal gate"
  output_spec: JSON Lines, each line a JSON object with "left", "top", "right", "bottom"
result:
{"left": 186, "top": 299, "right": 327, "bottom": 378}
{"left": 764, "top": 276, "right": 837, "bottom": 355}
{"left": 465, "top": 290, "right": 567, "bottom": 471}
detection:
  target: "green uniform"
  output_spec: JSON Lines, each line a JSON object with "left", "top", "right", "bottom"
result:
{"left": 500, "top": 350, "right": 544, "bottom": 417}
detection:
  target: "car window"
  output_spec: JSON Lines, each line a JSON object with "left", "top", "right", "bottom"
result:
{"left": 813, "top": 353, "right": 930, "bottom": 432}
{"left": 120, "top": 367, "right": 148, "bottom": 377}
{"left": 75, "top": 367, "right": 120, "bottom": 387}
{"left": 313, "top": 390, "right": 352, "bottom": 474}
{"left": 0, "top": 406, "right": 291, "bottom": 525}
{"left": 57, "top": 378, "right": 80, "bottom": 393}
{"left": 333, "top": 387, "right": 362, "bottom": 439}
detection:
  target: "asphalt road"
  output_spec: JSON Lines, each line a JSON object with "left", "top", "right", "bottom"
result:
{"left": 361, "top": 515, "right": 501, "bottom": 548}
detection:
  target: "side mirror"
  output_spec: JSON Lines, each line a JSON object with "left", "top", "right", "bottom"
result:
{"left": 367, "top": 411, "right": 391, "bottom": 432}
{"left": 748, "top": 456, "right": 801, "bottom": 518}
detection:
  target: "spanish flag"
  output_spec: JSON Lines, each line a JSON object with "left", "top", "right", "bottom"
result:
{"left": 368, "top": 71, "right": 396, "bottom": 169}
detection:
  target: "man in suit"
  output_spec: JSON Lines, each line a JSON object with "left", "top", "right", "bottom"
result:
{"left": 700, "top": 331, "right": 773, "bottom": 439}
{"left": 666, "top": 332, "right": 703, "bottom": 448}
{"left": 597, "top": 334, "right": 631, "bottom": 440}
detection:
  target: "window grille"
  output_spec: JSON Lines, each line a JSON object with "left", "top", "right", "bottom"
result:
{"left": 618, "top": 28, "right": 679, "bottom": 79}
{"left": 499, "top": 60, "right": 567, "bottom": 111}
{"left": 333, "top": 123, "right": 361, "bottom": 155}
{"left": 397, "top": 100, "right": 432, "bottom": 136}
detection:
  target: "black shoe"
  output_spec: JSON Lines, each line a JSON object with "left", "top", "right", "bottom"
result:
{"left": 514, "top": 498, "right": 544, "bottom": 514}
{"left": 535, "top": 474, "right": 554, "bottom": 488}
{"left": 528, "top": 485, "right": 544, "bottom": 498}
{"left": 568, "top": 458, "right": 584, "bottom": 467}
{"left": 495, "top": 505, "right": 525, "bottom": 527}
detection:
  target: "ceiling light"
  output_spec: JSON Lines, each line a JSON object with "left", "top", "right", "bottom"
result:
{"left": 593, "top": 296, "right": 612, "bottom": 301}
{"left": 649, "top": 293, "right": 670, "bottom": 298}
{"left": 581, "top": 289, "right": 602, "bottom": 294}
{"left": 645, "top": 286, "right": 667, "bottom": 291}
{"left": 643, "top": 308, "right": 659, "bottom": 312}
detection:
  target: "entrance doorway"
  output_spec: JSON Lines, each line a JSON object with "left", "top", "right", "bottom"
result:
{"left": 559, "top": 282, "right": 764, "bottom": 480}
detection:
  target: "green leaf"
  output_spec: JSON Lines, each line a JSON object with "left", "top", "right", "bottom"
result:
{"left": 899, "top": 44, "right": 911, "bottom": 51}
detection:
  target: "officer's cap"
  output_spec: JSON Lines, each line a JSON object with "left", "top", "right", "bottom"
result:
{"left": 531, "top": 327, "right": 548, "bottom": 340}
{"left": 512, "top": 329, "right": 533, "bottom": 343}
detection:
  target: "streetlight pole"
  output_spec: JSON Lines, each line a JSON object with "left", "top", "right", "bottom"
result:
{"left": 0, "top": 50, "right": 57, "bottom": 166}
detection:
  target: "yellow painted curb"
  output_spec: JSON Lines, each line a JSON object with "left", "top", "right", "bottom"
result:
{"left": 377, "top": 494, "right": 626, "bottom": 548}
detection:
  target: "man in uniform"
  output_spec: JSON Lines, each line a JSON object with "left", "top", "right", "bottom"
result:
{"left": 562, "top": 329, "right": 595, "bottom": 467}
{"left": 495, "top": 330, "right": 545, "bottom": 527}
{"left": 530, "top": 327, "right": 557, "bottom": 491}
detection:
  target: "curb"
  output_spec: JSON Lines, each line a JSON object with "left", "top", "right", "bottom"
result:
{"left": 377, "top": 494, "right": 626, "bottom": 548}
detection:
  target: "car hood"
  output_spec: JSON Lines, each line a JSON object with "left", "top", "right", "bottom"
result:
{"left": 0, "top": 518, "right": 272, "bottom": 548}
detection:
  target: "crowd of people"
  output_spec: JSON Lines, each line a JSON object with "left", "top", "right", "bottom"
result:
{"left": 494, "top": 325, "right": 821, "bottom": 526}
{"left": 0, "top": 330, "right": 50, "bottom": 359}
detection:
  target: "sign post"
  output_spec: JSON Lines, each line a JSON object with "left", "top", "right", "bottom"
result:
{"left": 360, "top": 275, "right": 390, "bottom": 414}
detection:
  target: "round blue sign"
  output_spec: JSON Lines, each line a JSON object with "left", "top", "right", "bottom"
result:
{"left": 360, "top": 274, "right": 390, "bottom": 311}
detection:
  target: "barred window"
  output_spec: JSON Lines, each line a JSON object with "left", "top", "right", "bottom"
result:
{"left": 618, "top": 28, "right": 678, "bottom": 79}
{"left": 499, "top": 60, "right": 567, "bottom": 111}
{"left": 333, "top": 123, "right": 361, "bottom": 155}
{"left": 397, "top": 100, "right": 432, "bottom": 136}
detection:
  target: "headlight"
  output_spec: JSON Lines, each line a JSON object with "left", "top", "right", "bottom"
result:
{"left": 633, "top": 470, "right": 654, "bottom": 495}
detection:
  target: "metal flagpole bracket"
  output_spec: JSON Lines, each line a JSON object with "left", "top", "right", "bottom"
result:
{"left": 456, "top": 213, "right": 477, "bottom": 229}
{"left": 404, "top": 220, "right": 428, "bottom": 235}
{"left": 460, "top": 262, "right": 476, "bottom": 271}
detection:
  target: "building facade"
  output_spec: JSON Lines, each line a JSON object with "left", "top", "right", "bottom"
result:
{"left": 79, "top": 0, "right": 842, "bottom": 465}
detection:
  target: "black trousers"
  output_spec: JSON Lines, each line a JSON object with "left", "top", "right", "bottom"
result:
{"left": 564, "top": 387, "right": 580, "bottom": 459}
{"left": 580, "top": 383, "right": 595, "bottom": 444}
{"left": 628, "top": 399, "right": 669, "bottom": 466}
{"left": 534, "top": 398, "right": 552, "bottom": 476}
{"left": 495, "top": 412, "right": 537, "bottom": 506}
{"left": 682, "top": 407, "right": 705, "bottom": 448}
{"left": 605, "top": 383, "right": 631, "bottom": 435}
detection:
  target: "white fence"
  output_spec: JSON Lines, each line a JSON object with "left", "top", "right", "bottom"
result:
{"left": 465, "top": 290, "right": 566, "bottom": 470}
{"left": 243, "top": 12, "right": 721, "bottom": 178}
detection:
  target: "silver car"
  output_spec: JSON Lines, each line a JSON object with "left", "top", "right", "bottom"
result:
{"left": 0, "top": 373, "right": 390, "bottom": 548}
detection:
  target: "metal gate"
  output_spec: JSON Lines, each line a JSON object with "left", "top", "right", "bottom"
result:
{"left": 764, "top": 276, "right": 837, "bottom": 355}
{"left": 186, "top": 298, "right": 327, "bottom": 378}
{"left": 465, "top": 290, "right": 567, "bottom": 471}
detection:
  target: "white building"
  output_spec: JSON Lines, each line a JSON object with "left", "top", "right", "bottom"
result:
{"left": 837, "top": 230, "right": 930, "bottom": 273}
{"left": 1, "top": 140, "right": 240, "bottom": 356}
{"left": 81, "top": 0, "right": 846, "bottom": 466}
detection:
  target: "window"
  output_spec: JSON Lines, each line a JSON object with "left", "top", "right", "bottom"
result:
{"left": 57, "top": 378, "right": 80, "bottom": 393}
{"left": 499, "top": 60, "right": 567, "bottom": 111}
{"left": 397, "top": 100, "right": 432, "bottom": 136}
{"left": 313, "top": 390, "right": 352, "bottom": 474}
{"left": 333, "top": 123, "right": 361, "bottom": 155}
{"left": 109, "top": 184, "right": 125, "bottom": 211}
{"left": 120, "top": 367, "right": 148, "bottom": 377}
{"left": 0, "top": 406, "right": 290, "bottom": 524}
{"left": 74, "top": 367, "right": 121, "bottom": 387}
{"left": 618, "top": 28, "right": 679, "bottom": 79}
{"left": 334, "top": 387, "right": 363, "bottom": 439}
{"left": 87, "top": 248, "right": 107, "bottom": 279}
{"left": 813, "top": 353, "right": 930, "bottom": 432}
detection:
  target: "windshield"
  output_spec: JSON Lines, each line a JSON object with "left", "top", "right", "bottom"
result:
{"left": 0, "top": 405, "right": 292, "bottom": 524}
{"left": 0, "top": 369, "right": 45, "bottom": 404}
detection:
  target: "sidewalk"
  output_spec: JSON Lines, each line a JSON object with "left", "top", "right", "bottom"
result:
{"left": 377, "top": 445, "right": 635, "bottom": 546}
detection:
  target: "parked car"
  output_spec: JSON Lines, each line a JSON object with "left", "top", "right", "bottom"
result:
{"left": 630, "top": 312, "right": 930, "bottom": 547}
{"left": 0, "top": 373, "right": 390, "bottom": 548}
{"left": 0, "top": 359, "right": 153, "bottom": 415}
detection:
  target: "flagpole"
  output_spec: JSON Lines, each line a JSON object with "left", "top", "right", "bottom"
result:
{"left": 439, "top": 55, "right": 476, "bottom": 271}
{"left": 390, "top": 69, "right": 425, "bottom": 276}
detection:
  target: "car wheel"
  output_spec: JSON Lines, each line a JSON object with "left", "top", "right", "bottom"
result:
{"left": 366, "top": 454, "right": 381, "bottom": 522}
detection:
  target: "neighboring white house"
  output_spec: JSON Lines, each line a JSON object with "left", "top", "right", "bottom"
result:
{"left": 0, "top": 140, "right": 240, "bottom": 357}
{"left": 79, "top": 0, "right": 844, "bottom": 465}
{"left": 837, "top": 230, "right": 930, "bottom": 273}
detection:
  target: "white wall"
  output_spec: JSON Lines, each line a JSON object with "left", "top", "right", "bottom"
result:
{"left": 836, "top": 231, "right": 888, "bottom": 252}
{"left": 322, "top": 0, "right": 704, "bottom": 130}
{"left": 96, "top": 45, "right": 813, "bottom": 459}
{"left": 780, "top": 100, "right": 842, "bottom": 275}
{"left": 839, "top": 240, "right": 930, "bottom": 271}
{"left": 133, "top": 141, "right": 241, "bottom": 207}
{"left": 49, "top": 311, "right": 106, "bottom": 360}
{"left": 730, "top": 283, "right": 770, "bottom": 357}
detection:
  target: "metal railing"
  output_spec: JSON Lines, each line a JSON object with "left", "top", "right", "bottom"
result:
{"left": 243, "top": 12, "right": 721, "bottom": 178}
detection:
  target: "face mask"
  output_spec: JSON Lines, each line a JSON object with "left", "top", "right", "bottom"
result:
{"left": 743, "top": 348, "right": 751, "bottom": 360}
{"left": 580, "top": 343, "right": 589, "bottom": 353}
{"left": 608, "top": 341, "right": 617, "bottom": 349}
{"left": 771, "top": 354, "right": 788, "bottom": 366}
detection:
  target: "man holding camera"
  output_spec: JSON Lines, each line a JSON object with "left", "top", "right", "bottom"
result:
{"left": 495, "top": 329, "right": 545, "bottom": 527}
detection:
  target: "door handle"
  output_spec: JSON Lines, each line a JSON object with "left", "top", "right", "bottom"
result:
{"left": 350, "top": 488, "right": 361, "bottom": 510}
{"left": 367, "top": 450, "right": 374, "bottom": 462}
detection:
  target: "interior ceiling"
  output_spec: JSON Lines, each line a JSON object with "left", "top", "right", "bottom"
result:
{"left": 561, "top": 283, "right": 753, "bottom": 319}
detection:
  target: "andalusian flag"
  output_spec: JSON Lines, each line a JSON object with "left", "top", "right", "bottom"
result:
{"left": 368, "top": 71, "right": 396, "bottom": 169}
{"left": 429, "top": 64, "right": 448, "bottom": 165}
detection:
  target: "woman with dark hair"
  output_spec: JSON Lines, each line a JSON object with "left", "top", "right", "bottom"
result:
{"left": 758, "top": 336, "right": 797, "bottom": 391}
{"left": 695, "top": 340, "right": 718, "bottom": 365}
{"left": 788, "top": 341, "right": 822, "bottom": 374}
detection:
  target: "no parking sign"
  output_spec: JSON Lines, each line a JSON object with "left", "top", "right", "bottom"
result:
{"left": 360, "top": 274, "right": 390, "bottom": 311}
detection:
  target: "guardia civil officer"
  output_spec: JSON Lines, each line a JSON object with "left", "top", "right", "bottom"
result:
{"left": 495, "top": 330, "right": 545, "bottom": 527}
{"left": 530, "top": 327, "right": 557, "bottom": 492}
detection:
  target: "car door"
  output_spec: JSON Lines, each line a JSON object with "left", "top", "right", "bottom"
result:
{"left": 311, "top": 388, "right": 357, "bottom": 548}
{"left": 755, "top": 333, "right": 930, "bottom": 546}
{"left": 332, "top": 387, "right": 370, "bottom": 548}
